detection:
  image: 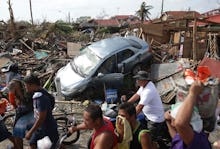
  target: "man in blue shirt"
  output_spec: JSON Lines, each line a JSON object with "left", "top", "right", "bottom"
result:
{"left": 24, "top": 73, "right": 58, "bottom": 149}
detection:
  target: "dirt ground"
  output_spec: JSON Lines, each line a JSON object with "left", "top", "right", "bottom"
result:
{"left": 0, "top": 101, "right": 220, "bottom": 149}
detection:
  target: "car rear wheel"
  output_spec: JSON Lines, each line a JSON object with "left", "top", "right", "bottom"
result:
{"left": 132, "top": 64, "right": 142, "bottom": 75}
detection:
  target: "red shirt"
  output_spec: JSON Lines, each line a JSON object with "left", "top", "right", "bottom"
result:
{"left": 90, "top": 118, "right": 118, "bottom": 149}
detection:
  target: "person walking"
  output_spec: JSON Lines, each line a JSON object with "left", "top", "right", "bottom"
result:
{"left": 8, "top": 79, "right": 34, "bottom": 149}
{"left": 23, "top": 73, "right": 58, "bottom": 149}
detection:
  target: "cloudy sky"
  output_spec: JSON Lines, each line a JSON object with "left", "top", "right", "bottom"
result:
{"left": 0, "top": 0, "right": 219, "bottom": 23}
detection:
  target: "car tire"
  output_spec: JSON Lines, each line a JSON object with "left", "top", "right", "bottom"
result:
{"left": 132, "top": 64, "right": 142, "bottom": 75}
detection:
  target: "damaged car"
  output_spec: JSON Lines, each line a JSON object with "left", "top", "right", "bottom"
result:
{"left": 54, "top": 36, "right": 152, "bottom": 99}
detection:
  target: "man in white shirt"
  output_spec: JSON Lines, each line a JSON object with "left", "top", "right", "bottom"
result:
{"left": 127, "top": 71, "right": 168, "bottom": 143}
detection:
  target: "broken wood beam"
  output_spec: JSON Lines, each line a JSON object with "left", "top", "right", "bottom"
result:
{"left": 19, "top": 39, "right": 35, "bottom": 53}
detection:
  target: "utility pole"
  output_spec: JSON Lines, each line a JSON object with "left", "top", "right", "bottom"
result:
{"left": 68, "top": 12, "right": 70, "bottom": 23}
{"left": 8, "top": 0, "right": 16, "bottom": 38}
{"left": 161, "top": 0, "right": 164, "bottom": 15}
{"left": 192, "top": 12, "right": 197, "bottom": 61}
{"left": 29, "top": 0, "right": 34, "bottom": 25}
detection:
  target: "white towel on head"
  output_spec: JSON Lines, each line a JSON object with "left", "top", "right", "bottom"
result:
{"left": 171, "top": 102, "right": 203, "bottom": 133}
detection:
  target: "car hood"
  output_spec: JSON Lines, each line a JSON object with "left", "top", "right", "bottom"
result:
{"left": 56, "top": 63, "right": 85, "bottom": 90}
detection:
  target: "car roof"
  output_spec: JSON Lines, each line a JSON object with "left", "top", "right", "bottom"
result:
{"left": 88, "top": 36, "right": 147, "bottom": 58}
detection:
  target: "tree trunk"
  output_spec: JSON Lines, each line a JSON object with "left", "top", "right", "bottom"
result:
{"left": 8, "top": 0, "right": 16, "bottom": 38}
{"left": 29, "top": 0, "right": 34, "bottom": 25}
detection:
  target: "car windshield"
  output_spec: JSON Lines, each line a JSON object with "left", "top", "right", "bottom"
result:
{"left": 71, "top": 47, "right": 101, "bottom": 77}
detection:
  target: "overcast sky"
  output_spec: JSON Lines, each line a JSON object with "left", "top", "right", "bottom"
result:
{"left": 0, "top": 0, "right": 219, "bottom": 23}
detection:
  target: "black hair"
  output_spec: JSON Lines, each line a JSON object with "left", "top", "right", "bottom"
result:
{"left": 23, "top": 73, "right": 41, "bottom": 86}
{"left": 85, "top": 104, "right": 103, "bottom": 121}
{"left": 119, "top": 102, "right": 136, "bottom": 117}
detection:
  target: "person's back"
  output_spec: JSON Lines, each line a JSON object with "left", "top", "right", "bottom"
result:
{"left": 8, "top": 79, "right": 33, "bottom": 118}
{"left": 8, "top": 79, "right": 34, "bottom": 149}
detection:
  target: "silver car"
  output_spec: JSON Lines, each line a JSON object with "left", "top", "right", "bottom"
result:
{"left": 55, "top": 36, "right": 152, "bottom": 99}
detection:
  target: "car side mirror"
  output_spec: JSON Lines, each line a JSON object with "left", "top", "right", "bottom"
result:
{"left": 97, "top": 72, "right": 104, "bottom": 78}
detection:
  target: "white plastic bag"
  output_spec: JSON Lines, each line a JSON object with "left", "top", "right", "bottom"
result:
{"left": 37, "top": 136, "right": 52, "bottom": 149}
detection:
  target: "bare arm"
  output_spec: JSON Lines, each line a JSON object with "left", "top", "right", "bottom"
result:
{"left": 127, "top": 93, "right": 139, "bottom": 103}
{"left": 175, "top": 81, "right": 203, "bottom": 145}
{"left": 25, "top": 111, "right": 47, "bottom": 140}
{"left": 164, "top": 110, "right": 176, "bottom": 138}
{"left": 68, "top": 122, "right": 87, "bottom": 133}
{"left": 140, "top": 132, "right": 154, "bottom": 149}
{"left": 136, "top": 104, "right": 144, "bottom": 115}
{"left": 94, "top": 131, "right": 114, "bottom": 149}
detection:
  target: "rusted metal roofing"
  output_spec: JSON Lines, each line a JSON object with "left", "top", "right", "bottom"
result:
{"left": 94, "top": 19, "right": 120, "bottom": 27}
{"left": 162, "top": 11, "right": 201, "bottom": 19}
{"left": 199, "top": 57, "right": 220, "bottom": 80}
{"left": 206, "top": 14, "right": 220, "bottom": 24}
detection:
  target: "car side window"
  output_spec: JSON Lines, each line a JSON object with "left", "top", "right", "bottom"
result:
{"left": 117, "top": 49, "right": 134, "bottom": 63}
{"left": 97, "top": 55, "right": 117, "bottom": 74}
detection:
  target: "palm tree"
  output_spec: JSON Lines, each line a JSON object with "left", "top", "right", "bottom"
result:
{"left": 136, "top": 2, "right": 153, "bottom": 23}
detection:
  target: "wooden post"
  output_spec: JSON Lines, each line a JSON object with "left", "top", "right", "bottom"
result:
{"left": 161, "top": 0, "right": 164, "bottom": 15}
{"left": 192, "top": 12, "right": 197, "bottom": 61}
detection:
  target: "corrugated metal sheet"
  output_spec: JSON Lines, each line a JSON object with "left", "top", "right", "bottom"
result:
{"left": 199, "top": 57, "right": 220, "bottom": 80}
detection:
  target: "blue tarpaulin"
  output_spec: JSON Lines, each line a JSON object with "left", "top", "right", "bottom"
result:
{"left": 34, "top": 51, "right": 48, "bottom": 59}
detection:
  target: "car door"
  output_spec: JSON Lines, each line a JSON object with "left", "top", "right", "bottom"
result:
{"left": 117, "top": 49, "right": 136, "bottom": 74}
{"left": 86, "top": 55, "right": 118, "bottom": 90}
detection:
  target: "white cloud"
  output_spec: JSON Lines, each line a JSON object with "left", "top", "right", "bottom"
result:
{"left": 0, "top": 0, "right": 218, "bottom": 23}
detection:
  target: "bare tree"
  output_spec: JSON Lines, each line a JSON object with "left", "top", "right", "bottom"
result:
{"left": 29, "top": 0, "right": 34, "bottom": 25}
{"left": 8, "top": 0, "right": 16, "bottom": 37}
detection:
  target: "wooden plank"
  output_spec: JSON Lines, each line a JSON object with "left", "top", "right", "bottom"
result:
{"left": 67, "top": 42, "right": 81, "bottom": 57}
{"left": 141, "top": 24, "right": 164, "bottom": 37}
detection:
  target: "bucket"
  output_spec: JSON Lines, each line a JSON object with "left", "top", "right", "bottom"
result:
{"left": 0, "top": 98, "right": 7, "bottom": 114}
{"left": 105, "top": 89, "right": 118, "bottom": 104}
{"left": 8, "top": 92, "right": 16, "bottom": 108}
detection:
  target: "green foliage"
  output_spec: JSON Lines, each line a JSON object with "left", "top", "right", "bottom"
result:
{"left": 136, "top": 2, "right": 153, "bottom": 22}
{"left": 70, "top": 31, "right": 90, "bottom": 42}
{"left": 54, "top": 21, "right": 73, "bottom": 34}
{"left": 96, "top": 27, "right": 121, "bottom": 34}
